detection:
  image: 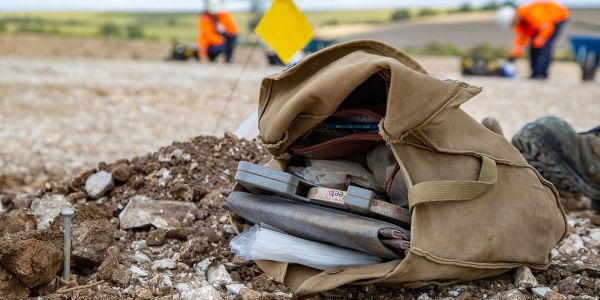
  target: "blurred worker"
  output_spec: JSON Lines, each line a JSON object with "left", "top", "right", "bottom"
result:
{"left": 496, "top": 1, "right": 569, "bottom": 79}
{"left": 197, "top": 0, "right": 238, "bottom": 63}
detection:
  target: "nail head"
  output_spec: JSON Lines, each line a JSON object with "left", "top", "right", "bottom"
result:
{"left": 61, "top": 208, "right": 75, "bottom": 216}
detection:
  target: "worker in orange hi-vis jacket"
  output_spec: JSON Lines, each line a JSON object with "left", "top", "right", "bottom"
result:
{"left": 197, "top": 0, "right": 238, "bottom": 63}
{"left": 496, "top": 1, "right": 569, "bottom": 79}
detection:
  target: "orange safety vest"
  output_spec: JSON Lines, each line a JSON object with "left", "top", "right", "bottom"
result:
{"left": 511, "top": 0, "right": 569, "bottom": 57}
{"left": 197, "top": 11, "right": 238, "bottom": 58}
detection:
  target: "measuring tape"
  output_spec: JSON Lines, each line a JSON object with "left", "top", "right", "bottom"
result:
{"left": 306, "top": 187, "right": 410, "bottom": 225}
{"left": 307, "top": 187, "right": 346, "bottom": 206}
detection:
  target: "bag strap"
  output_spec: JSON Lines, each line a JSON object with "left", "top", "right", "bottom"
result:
{"left": 408, "top": 155, "right": 497, "bottom": 212}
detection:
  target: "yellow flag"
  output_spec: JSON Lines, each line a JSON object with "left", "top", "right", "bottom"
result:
{"left": 255, "top": 0, "right": 314, "bottom": 64}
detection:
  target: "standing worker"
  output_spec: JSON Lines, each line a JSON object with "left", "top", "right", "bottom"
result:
{"left": 197, "top": 0, "right": 238, "bottom": 63}
{"left": 496, "top": 1, "right": 569, "bottom": 79}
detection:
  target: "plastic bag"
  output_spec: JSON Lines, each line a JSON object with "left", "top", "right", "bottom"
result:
{"left": 230, "top": 224, "right": 382, "bottom": 270}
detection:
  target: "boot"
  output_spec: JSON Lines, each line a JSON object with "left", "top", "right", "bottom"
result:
{"left": 512, "top": 116, "right": 600, "bottom": 204}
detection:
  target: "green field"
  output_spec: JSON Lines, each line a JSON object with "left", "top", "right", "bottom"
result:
{"left": 0, "top": 10, "right": 399, "bottom": 44}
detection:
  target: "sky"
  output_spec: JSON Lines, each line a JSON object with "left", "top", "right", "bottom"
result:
{"left": 0, "top": 0, "right": 597, "bottom": 12}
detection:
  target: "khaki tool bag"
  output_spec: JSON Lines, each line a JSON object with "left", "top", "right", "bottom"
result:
{"left": 247, "top": 40, "right": 567, "bottom": 295}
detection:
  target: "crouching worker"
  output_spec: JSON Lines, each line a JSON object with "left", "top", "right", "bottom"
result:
{"left": 496, "top": 1, "right": 569, "bottom": 79}
{"left": 197, "top": 0, "right": 238, "bottom": 63}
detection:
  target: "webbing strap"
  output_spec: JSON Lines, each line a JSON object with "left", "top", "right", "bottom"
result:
{"left": 408, "top": 155, "right": 497, "bottom": 212}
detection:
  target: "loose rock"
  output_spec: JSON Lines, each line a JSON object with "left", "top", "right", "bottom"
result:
{"left": 514, "top": 266, "right": 538, "bottom": 289}
{"left": 240, "top": 287, "right": 261, "bottom": 300}
{"left": 149, "top": 274, "right": 173, "bottom": 296}
{"left": 30, "top": 194, "right": 72, "bottom": 230}
{"left": 134, "top": 251, "right": 150, "bottom": 263}
{"left": 112, "top": 164, "right": 131, "bottom": 182}
{"left": 130, "top": 265, "right": 149, "bottom": 278}
{"left": 491, "top": 289, "right": 526, "bottom": 300}
{"left": 207, "top": 264, "right": 232, "bottom": 286}
{"left": 147, "top": 229, "right": 167, "bottom": 246}
{"left": 84, "top": 171, "right": 114, "bottom": 199}
{"left": 180, "top": 237, "right": 209, "bottom": 265}
{"left": 545, "top": 291, "right": 567, "bottom": 300}
{"left": 118, "top": 195, "right": 198, "bottom": 229}
{"left": 97, "top": 246, "right": 131, "bottom": 287}
{"left": 226, "top": 283, "right": 247, "bottom": 295}
{"left": 532, "top": 287, "right": 552, "bottom": 298}
{"left": 0, "top": 238, "right": 63, "bottom": 288}
{"left": 183, "top": 285, "right": 222, "bottom": 300}
{"left": 175, "top": 282, "right": 192, "bottom": 294}
{"left": 152, "top": 258, "right": 177, "bottom": 271}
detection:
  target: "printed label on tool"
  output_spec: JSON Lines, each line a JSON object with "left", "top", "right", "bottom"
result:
{"left": 370, "top": 199, "right": 410, "bottom": 223}
{"left": 307, "top": 187, "right": 346, "bottom": 205}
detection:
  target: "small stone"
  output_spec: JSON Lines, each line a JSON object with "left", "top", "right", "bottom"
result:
{"left": 149, "top": 274, "right": 173, "bottom": 296}
{"left": 147, "top": 229, "right": 167, "bottom": 246}
{"left": 130, "top": 265, "right": 149, "bottom": 278}
{"left": 240, "top": 288, "right": 261, "bottom": 300}
{"left": 207, "top": 264, "right": 232, "bottom": 286}
{"left": 112, "top": 164, "right": 131, "bottom": 182}
{"left": 133, "top": 240, "right": 148, "bottom": 250}
{"left": 272, "top": 291, "right": 293, "bottom": 298}
{"left": 587, "top": 228, "right": 600, "bottom": 249}
{"left": 558, "top": 234, "right": 586, "bottom": 258}
{"left": 84, "top": 171, "right": 114, "bottom": 199}
{"left": 118, "top": 195, "right": 198, "bottom": 229}
{"left": 97, "top": 246, "right": 131, "bottom": 287}
{"left": 514, "top": 266, "right": 538, "bottom": 289}
{"left": 134, "top": 251, "right": 150, "bottom": 263}
{"left": 544, "top": 291, "right": 566, "bottom": 300}
{"left": 136, "top": 287, "right": 153, "bottom": 300}
{"left": 448, "top": 290, "right": 460, "bottom": 297}
{"left": 177, "top": 262, "right": 191, "bottom": 272}
{"left": 30, "top": 194, "right": 72, "bottom": 230}
{"left": 180, "top": 237, "right": 209, "bottom": 265}
{"left": 111, "top": 264, "right": 132, "bottom": 287}
{"left": 194, "top": 258, "right": 211, "bottom": 272}
{"left": 71, "top": 218, "right": 114, "bottom": 266}
{"left": 183, "top": 285, "right": 222, "bottom": 300}
{"left": 226, "top": 283, "right": 247, "bottom": 295}
{"left": 176, "top": 282, "right": 192, "bottom": 294}
{"left": 12, "top": 193, "right": 34, "bottom": 209}
{"left": 418, "top": 293, "right": 432, "bottom": 300}
{"left": 532, "top": 287, "right": 552, "bottom": 298}
{"left": 152, "top": 259, "right": 177, "bottom": 271}
{"left": 491, "top": 289, "right": 526, "bottom": 300}
{"left": 223, "top": 225, "right": 235, "bottom": 234}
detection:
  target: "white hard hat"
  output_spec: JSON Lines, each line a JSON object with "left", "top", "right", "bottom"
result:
{"left": 205, "top": 0, "right": 222, "bottom": 14}
{"left": 495, "top": 6, "right": 516, "bottom": 30}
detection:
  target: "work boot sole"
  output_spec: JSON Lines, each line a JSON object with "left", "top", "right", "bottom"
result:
{"left": 512, "top": 122, "right": 600, "bottom": 208}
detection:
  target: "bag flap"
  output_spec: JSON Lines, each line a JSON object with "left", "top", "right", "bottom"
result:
{"left": 257, "top": 39, "right": 481, "bottom": 157}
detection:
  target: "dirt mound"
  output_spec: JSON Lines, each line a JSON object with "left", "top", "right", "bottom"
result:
{"left": 1, "top": 134, "right": 599, "bottom": 299}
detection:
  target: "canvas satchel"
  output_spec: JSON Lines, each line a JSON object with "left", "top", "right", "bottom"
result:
{"left": 245, "top": 40, "right": 567, "bottom": 295}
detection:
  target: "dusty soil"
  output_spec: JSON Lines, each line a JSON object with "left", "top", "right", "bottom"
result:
{"left": 0, "top": 135, "right": 598, "bottom": 299}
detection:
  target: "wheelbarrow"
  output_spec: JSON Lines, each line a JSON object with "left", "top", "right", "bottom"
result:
{"left": 570, "top": 35, "right": 600, "bottom": 81}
